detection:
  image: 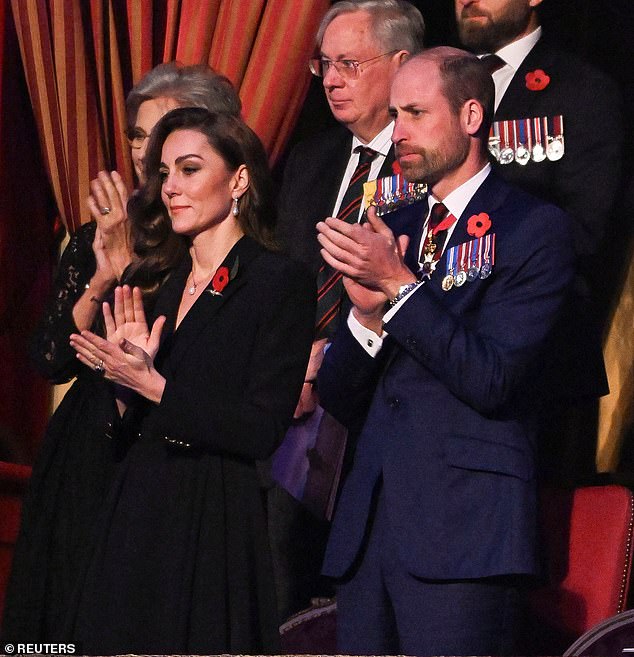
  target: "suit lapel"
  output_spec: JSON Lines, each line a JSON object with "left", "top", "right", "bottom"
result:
{"left": 317, "top": 129, "right": 353, "bottom": 219}
{"left": 429, "top": 173, "right": 509, "bottom": 294}
{"left": 496, "top": 38, "right": 555, "bottom": 119}
{"left": 377, "top": 144, "right": 396, "bottom": 178}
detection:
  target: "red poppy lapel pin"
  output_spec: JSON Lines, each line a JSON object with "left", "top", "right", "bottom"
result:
{"left": 208, "top": 256, "right": 239, "bottom": 297}
{"left": 525, "top": 69, "right": 550, "bottom": 91}
{"left": 467, "top": 212, "right": 492, "bottom": 239}
{"left": 391, "top": 159, "right": 402, "bottom": 175}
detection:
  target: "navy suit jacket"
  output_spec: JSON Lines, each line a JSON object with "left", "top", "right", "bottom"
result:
{"left": 319, "top": 171, "right": 574, "bottom": 580}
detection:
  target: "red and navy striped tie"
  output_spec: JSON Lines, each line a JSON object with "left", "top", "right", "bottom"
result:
{"left": 315, "top": 146, "right": 377, "bottom": 339}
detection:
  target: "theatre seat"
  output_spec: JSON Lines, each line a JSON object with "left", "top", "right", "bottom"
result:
{"left": 525, "top": 484, "right": 634, "bottom": 654}
{"left": 564, "top": 608, "right": 634, "bottom": 656}
{"left": 0, "top": 461, "right": 31, "bottom": 618}
{"left": 279, "top": 598, "right": 337, "bottom": 654}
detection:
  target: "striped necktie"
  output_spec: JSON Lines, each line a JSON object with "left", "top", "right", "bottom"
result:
{"left": 315, "top": 146, "right": 378, "bottom": 340}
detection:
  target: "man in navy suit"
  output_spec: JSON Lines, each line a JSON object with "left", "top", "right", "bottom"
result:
{"left": 456, "top": 0, "right": 623, "bottom": 481}
{"left": 268, "top": 0, "right": 425, "bottom": 621}
{"left": 316, "top": 47, "right": 574, "bottom": 655}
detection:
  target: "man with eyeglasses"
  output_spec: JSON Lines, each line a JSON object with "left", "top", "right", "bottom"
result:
{"left": 269, "top": 0, "right": 425, "bottom": 623}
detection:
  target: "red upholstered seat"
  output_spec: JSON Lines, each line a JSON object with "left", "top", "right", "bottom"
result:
{"left": 0, "top": 461, "right": 31, "bottom": 619}
{"left": 527, "top": 484, "right": 634, "bottom": 654}
{"left": 280, "top": 486, "right": 634, "bottom": 656}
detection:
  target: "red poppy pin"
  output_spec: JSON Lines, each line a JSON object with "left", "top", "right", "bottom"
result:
{"left": 467, "top": 213, "right": 492, "bottom": 238}
{"left": 525, "top": 69, "right": 550, "bottom": 91}
{"left": 392, "top": 159, "right": 402, "bottom": 175}
{"left": 208, "top": 256, "right": 240, "bottom": 297}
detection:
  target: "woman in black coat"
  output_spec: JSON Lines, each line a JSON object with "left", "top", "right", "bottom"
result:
{"left": 69, "top": 107, "right": 315, "bottom": 654}
{"left": 1, "top": 64, "right": 242, "bottom": 644}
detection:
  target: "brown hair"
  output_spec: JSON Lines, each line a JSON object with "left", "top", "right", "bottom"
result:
{"left": 126, "top": 108, "right": 277, "bottom": 292}
{"left": 412, "top": 47, "right": 494, "bottom": 142}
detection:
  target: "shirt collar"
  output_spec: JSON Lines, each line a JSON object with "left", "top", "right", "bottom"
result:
{"left": 351, "top": 121, "right": 394, "bottom": 158}
{"left": 428, "top": 163, "right": 491, "bottom": 220}
{"left": 494, "top": 26, "right": 542, "bottom": 72}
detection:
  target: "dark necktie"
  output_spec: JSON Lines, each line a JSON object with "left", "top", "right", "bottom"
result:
{"left": 428, "top": 201, "right": 451, "bottom": 256}
{"left": 481, "top": 53, "right": 506, "bottom": 75}
{"left": 315, "top": 146, "right": 378, "bottom": 339}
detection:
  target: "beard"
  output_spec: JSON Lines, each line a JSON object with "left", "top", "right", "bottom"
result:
{"left": 457, "top": 3, "right": 532, "bottom": 53}
{"left": 397, "top": 136, "right": 470, "bottom": 187}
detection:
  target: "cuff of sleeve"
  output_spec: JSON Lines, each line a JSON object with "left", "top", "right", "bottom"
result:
{"left": 347, "top": 309, "right": 385, "bottom": 357}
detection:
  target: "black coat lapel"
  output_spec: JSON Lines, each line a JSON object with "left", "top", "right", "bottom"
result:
{"left": 156, "top": 236, "right": 264, "bottom": 373}
{"left": 496, "top": 38, "right": 554, "bottom": 119}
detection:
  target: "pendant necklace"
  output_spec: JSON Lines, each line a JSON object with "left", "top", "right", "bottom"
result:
{"left": 188, "top": 270, "right": 197, "bottom": 295}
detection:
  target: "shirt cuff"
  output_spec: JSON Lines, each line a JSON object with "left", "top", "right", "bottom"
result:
{"left": 347, "top": 309, "right": 385, "bottom": 357}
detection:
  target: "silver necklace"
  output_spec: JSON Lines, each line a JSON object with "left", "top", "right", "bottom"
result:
{"left": 188, "top": 270, "right": 198, "bottom": 295}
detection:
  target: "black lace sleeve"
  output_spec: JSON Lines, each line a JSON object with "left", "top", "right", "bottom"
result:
{"left": 30, "top": 222, "right": 101, "bottom": 383}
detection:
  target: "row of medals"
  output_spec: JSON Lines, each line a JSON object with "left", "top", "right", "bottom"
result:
{"left": 441, "top": 260, "right": 492, "bottom": 292}
{"left": 488, "top": 116, "right": 565, "bottom": 166}
{"left": 419, "top": 233, "right": 493, "bottom": 292}
{"left": 370, "top": 177, "right": 427, "bottom": 217}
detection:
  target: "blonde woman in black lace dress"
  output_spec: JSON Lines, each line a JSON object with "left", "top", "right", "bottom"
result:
{"left": 1, "top": 63, "right": 241, "bottom": 642}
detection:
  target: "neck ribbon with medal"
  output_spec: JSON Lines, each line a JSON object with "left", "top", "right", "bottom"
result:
{"left": 419, "top": 208, "right": 457, "bottom": 281}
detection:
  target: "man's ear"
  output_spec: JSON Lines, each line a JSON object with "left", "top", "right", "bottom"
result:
{"left": 396, "top": 50, "right": 410, "bottom": 66}
{"left": 462, "top": 99, "right": 484, "bottom": 137}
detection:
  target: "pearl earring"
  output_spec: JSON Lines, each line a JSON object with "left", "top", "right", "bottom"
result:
{"left": 232, "top": 196, "right": 240, "bottom": 217}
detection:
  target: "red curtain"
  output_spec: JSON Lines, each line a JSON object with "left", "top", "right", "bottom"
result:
{"left": 0, "top": 0, "right": 56, "bottom": 462}
{"left": 9, "top": 0, "right": 328, "bottom": 232}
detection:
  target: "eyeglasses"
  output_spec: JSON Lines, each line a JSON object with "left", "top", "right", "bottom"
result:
{"left": 309, "top": 50, "right": 398, "bottom": 79}
{"left": 126, "top": 127, "right": 150, "bottom": 149}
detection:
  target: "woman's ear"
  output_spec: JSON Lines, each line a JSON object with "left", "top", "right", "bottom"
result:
{"left": 231, "top": 164, "right": 250, "bottom": 199}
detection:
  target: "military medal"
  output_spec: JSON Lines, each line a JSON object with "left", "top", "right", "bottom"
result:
{"left": 531, "top": 117, "right": 547, "bottom": 162}
{"left": 515, "top": 119, "right": 531, "bottom": 165}
{"left": 454, "top": 243, "right": 468, "bottom": 287}
{"left": 441, "top": 246, "right": 457, "bottom": 291}
{"left": 546, "top": 115, "right": 565, "bottom": 161}
{"left": 479, "top": 233, "right": 495, "bottom": 279}
{"left": 499, "top": 121, "right": 514, "bottom": 165}
{"left": 467, "top": 237, "right": 480, "bottom": 282}
{"left": 488, "top": 122, "right": 501, "bottom": 161}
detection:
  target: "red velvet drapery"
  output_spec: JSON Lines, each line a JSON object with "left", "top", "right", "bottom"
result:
{"left": 10, "top": 0, "right": 328, "bottom": 233}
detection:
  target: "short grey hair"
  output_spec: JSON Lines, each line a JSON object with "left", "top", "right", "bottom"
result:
{"left": 316, "top": 0, "right": 425, "bottom": 55}
{"left": 126, "top": 62, "right": 241, "bottom": 129}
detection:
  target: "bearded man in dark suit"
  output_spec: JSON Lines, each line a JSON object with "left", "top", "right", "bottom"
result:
{"left": 268, "top": 0, "right": 426, "bottom": 621}
{"left": 316, "top": 47, "right": 574, "bottom": 656}
{"left": 456, "top": 0, "right": 624, "bottom": 482}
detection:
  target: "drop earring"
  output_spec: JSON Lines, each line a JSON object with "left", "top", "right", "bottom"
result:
{"left": 232, "top": 195, "right": 240, "bottom": 217}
